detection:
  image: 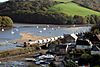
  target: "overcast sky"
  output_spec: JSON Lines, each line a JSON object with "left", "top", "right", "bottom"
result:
{"left": 0, "top": 0, "right": 8, "bottom": 2}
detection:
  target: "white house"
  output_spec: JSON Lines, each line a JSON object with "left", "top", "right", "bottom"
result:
{"left": 64, "top": 33, "right": 78, "bottom": 43}
{"left": 70, "top": 33, "right": 78, "bottom": 41}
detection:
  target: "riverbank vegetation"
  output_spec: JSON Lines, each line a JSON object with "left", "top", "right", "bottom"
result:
{"left": 0, "top": 16, "right": 13, "bottom": 27}
{"left": 91, "top": 24, "right": 100, "bottom": 34}
{"left": 0, "top": 0, "right": 99, "bottom": 24}
{"left": 0, "top": 47, "right": 35, "bottom": 60}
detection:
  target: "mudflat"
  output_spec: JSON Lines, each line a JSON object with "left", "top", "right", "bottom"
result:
{"left": 14, "top": 32, "right": 47, "bottom": 44}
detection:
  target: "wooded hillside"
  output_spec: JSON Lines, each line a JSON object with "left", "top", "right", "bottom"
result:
{"left": 0, "top": 0, "right": 99, "bottom": 25}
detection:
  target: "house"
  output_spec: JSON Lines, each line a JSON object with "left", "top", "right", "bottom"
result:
{"left": 90, "top": 34, "right": 100, "bottom": 44}
{"left": 91, "top": 46, "right": 100, "bottom": 55}
{"left": 51, "top": 56, "right": 65, "bottom": 67}
{"left": 84, "top": 33, "right": 100, "bottom": 44}
{"left": 55, "top": 45, "right": 68, "bottom": 55}
{"left": 76, "top": 39, "right": 93, "bottom": 49}
{"left": 48, "top": 44, "right": 69, "bottom": 55}
{"left": 64, "top": 33, "right": 78, "bottom": 43}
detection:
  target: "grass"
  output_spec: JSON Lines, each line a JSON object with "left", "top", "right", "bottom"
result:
{"left": 54, "top": 0, "right": 73, "bottom": 2}
{"left": 48, "top": 2, "right": 100, "bottom": 16}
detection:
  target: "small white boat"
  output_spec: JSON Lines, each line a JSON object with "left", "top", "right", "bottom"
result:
{"left": 11, "top": 31, "right": 15, "bottom": 34}
{"left": 39, "top": 31, "right": 42, "bottom": 33}
{"left": 1, "top": 28, "right": 4, "bottom": 32}
{"left": 47, "top": 25, "right": 50, "bottom": 27}
{"left": 43, "top": 28, "right": 46, "bottom": 30}
{"left": 52, "top": 28, "right": 54, "bottom": 30}
{"left": 37, "top": 26, "right": 39, "bottom": 28}
{"left": 58, "top": 26, "right": 60, "bottom": 29}
{"left": 15, "top": 28, "right": 19, "bottom": 31}
{"left": 38, "top": 54, "right": 54, "bottom": 59}
{"left": 25, "top": 58, "right": 36, "bottom": 62}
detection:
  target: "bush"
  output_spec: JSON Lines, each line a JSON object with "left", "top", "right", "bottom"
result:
{"left": 0, "top": 16, "right": 13, "bottom": 27}
{"left": 91, "top": 24, "right": 100, "bottom": 34}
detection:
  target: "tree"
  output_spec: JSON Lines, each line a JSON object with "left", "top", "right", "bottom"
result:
{"left": 73, "top": 15, "right": 84, "bottom": 24}
{"left": 91, "top": 24, "right": 100, "bottom": 34}
{"left": 78, "top": 53, "right": 92, "bottom": 65}
{"left": 0, "top": 16, "right": 13, "bottom": 27}
{"left": 91, "top": 54, "right": 100, "bottom": 66}
{"left": 64, "top": 60, "right": 78, "bottom": 67}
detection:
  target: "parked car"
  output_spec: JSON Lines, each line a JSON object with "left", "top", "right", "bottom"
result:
{"left": 38, "top": 54, "right": 54, "bottom": 59}
{"left": 33, "top": 53, "right": 42, "bottom": 58}
{"left": 35, "top": 60, "right": 50, "bottom": 65}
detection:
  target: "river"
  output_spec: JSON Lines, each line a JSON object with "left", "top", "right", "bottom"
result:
{"left": 0, "top": 24, "right": 91, "bottom": 42}
{"left": 0, "top": 24, "right": 91, "bottom": 51}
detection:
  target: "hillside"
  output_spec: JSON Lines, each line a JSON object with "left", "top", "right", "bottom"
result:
{"left": 48, "top": 2, "right": 100, "bottom": 16}
{"left": 54, "top": 0, "right": 73, "bottom": 2}
{"left": 73, "top": 0, "right": 100, "bottom": 12}
{"left": 0, "top": 0, "right": 55, "bottom": 14}
{"left": 0, "top": 0, "right": 99, "bottom": 24}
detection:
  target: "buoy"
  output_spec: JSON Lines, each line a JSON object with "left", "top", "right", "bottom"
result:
{"left": 73, "top": 25, "right": 75, "bottom": 27}
{"left": 52, "top": 28, "right": 54, "bottom": 30}
{"left": 15, "top": 28, "right": 19, "bottom": 31}
{"left": 37, "top": 26, "right": 39, "bottom": 28}
{"left": 43, "top": 28, "right": 46, "bottom": 30}
{"left": 11, "top": 31, "right": 15, "bottom": 34}
{"left": 39, "top": 31, "right": 42, "bottom": 33}
{"left": 47, "top": 25, "right": 49, "bottom": 27}
{"left": 1, "top": 28, "right": 4, "bottom": 32}
{"left": 58, "top": 26, "right": 60, "bottom": 29}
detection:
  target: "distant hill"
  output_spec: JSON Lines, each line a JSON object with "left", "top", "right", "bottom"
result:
{"left": 0, "top": 0, "right": 99, "bottom": 24}
{"left": 73, "top": 0, "right": 100, "bottom": 12}
{"left": 0, "top": 0, "right": 54, "bottom": 14}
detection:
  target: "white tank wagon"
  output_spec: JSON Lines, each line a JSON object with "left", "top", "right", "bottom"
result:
{"left": 57, "top": 36, "right": 61, "bottom": 38}
{"left": 23, "top": 36, "right": 64, "bottom": 47}
{"left": 28, "top": 41, "right": 36, "bottom": 45}
{"left": 47, "top": 38, "right": 51, "bottom": 42}
{"left": 50, "top": 37, "right": 55, "bottom": 42}
{"left": 60, "top": 36, "right": 64, "bottom": 39}
{"left": 38, "top": 40, "right": 43, "bottom": 44}
{"left": 54, "top": 37, "right": 59, "bottom": 40}
{"left": 42, "top": 39, "right": 48, "bottom": 43}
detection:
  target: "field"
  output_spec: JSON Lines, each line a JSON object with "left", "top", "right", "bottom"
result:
{"left": 49, "top": 2, "right": 100, "bottom": 16}
{"left": 54, "top": 0, "right": 73, "bottom": 2}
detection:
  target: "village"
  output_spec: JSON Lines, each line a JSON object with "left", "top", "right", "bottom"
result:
{"left": 0, "top": 0, "right": 100, "bottom": 66}
{"left": 22, "top": 31, "right": 100, "bottom": 67}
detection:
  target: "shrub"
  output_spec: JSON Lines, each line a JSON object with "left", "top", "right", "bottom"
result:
{"left": 0, "top": 16, "right": 13, "bottom": 27}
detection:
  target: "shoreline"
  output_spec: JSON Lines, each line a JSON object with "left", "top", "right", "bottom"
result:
{"left": 14, "top": 23, "right": 92, "bottom": 28}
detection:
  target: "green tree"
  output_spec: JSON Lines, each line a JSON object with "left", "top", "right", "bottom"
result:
{"left": 0, "top": 16, "right": 13, "bottom": 27}
{"left": 65, "top": 60, "right": 78, "bottom": 67}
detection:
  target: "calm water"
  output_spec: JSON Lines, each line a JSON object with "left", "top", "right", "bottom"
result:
{"left": 0, "top": 24, "right": 91, "bottom": 42}
{"left": 0, "top": 24, "right": 91, "bottom": 51}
